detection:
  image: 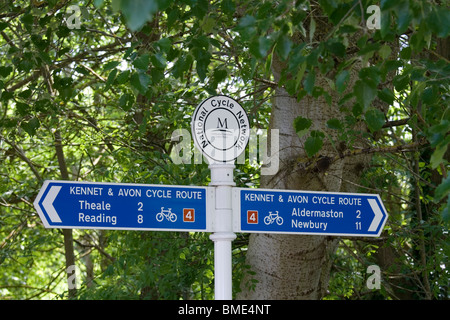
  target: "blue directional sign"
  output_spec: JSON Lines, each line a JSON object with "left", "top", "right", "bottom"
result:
{"left": 233, "top": 188, "right": 388, "bottom": 237}
{"left": 34, "top": 180, "right": 211, "bottom": 232}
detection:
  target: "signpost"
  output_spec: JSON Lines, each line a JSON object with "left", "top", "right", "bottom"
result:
{"left": 34, "top": 180, "right": 211, "bottom": 232}
{"left": 33, "top": 95, "right": 389, "bottom": 300}
{"left": 192, "top": 95, "right": 250, "bottom": 300}
{"left": 233, "top": 188, "right": 388, "bottom": 237}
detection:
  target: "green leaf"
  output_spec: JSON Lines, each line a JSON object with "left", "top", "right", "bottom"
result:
{"left": 212, "top": 68, "right": 228, "bottom": 87}
{"left": 21, "top": 117, "right": 40, "bottom": 136}
{"left": 399, "top": 46, "right": 411, "bottom": 60}
{"left": 192, "top": 48, "right": 211, "bottom": 81}
{"left": 309, "top": 17, "right": 316, "bottom": 44}
{"left": 18, "top": 89, "right": 31, "bottom": 99}
{"left": 306, "top": 46, "right": 321, "bottom": 66}
{"left": 116, "top": 70, "right": 130, "bottom": 84}
{"left": 265, "top": 50, "right": 273, "bottom": 76}
{"left": 378, "top": 45, "right": 392, "bottom": 60}
{"left": 133, "top": 53, "right": 150, "bottom": 70}
{"left": 201, "top": 16, "right": 216, "bottom": 34}
{"left": 354, "top": 80, "right": 377, "bottom": 110}
{"left": 380, "top": 0, "right": 398, "bottom": 10}
{"left": 16, "top": 102, "right": 30, "bottom": 116}
{"left": 53, "top": 76, "right": 74, "bottom": 100}
{"left": 294, "top": 116, "right": 312, "bottom": 138}
{"left": 37, "top": 51, "right": 52, "bottom": 65}
{"left": 435, "top": 175, "right": 450, "bottom": 202}
{"left": 20, "top": 13, "right": 33, "bottom": 27}
{"left": 172, "top": 54, "right": 193, "bottom": 79}
{"left": 0, "top": 22, "right": 7, "bottom": 32}
{"left": 0, "top": 66, "right": 13, "bottom": 78}
{"left": 130, "top": 71, "right": 150, "bottom": 94}
{"left": 428, "top": 7, "right": 450, "bottom": 38}
{"left": 105, "top": 69, "right": 117, "bottom": 89}
{"left": 295, "top": 62, "right": 307, "bottom": 91}
{"left": 427, "top": 121, "right": 450, "bottom": 148}
{"left": 276, "top": 34, "right": 292, "bottom": 61}
{"left": 156, "top": 38, "right": 172, "bottom": 53}
{"left": 250, "top": 36, "right": 272, "bottom": 59}
{"left": 119, "top": 92, "right": 135, "bottom": 111}
{"left": 191, "top": 0, "right": 208, "bottom": 20}
{"left": 441, "top": 197, "right": 450, "bottom": 224}
{"left": 151, "top": 52, "right": 167, "bottom": 69}
{"left": 365, "top": 108, "right": 385, "bottom": 132}
{"left": 311, "top": 130, "right": 325, "bottom": 138}
{"left": 326, "top": 40, "right": 346, "bottom": 58}
{"left": 377, "top": 88, "right": 395, "bottom": 105}
{"left": 358, "top": 42, "right": 380, "bottom": 56}
{"left": 103, "top": 61, "right": 120, "bottom": 71}
{"left": 221, "top": 0, "right": 235, "bottom": 16}
{"left": 235, "top": 15, "right": 257, "bottom": 41}
{"left": 120, "top": 0, "right": 158, "bottom": 31}
{"left": 94, "top": 0, "right": 104, "bottom": 8}
{"left": 305, "top": 134, "right": 323, "bottom": 157}
{"left": 395, "top": 1, "right": 411, "bottom": 34}
{"left": 359, "top": 67, "right": 381, "bottom": 87}
{"left": 380, "top": 10, "right": 391, "bottom": 38}
{"left": 335, "top": 70, "right": 349, "bottom": 94}
{"left": 422, "top": 86, "right": 439, "bottom": 105}
{"left": 303, "top": 69, "right": 315, "bottom": 95}
{"left": 326, "top": 118, "right": 343, "bottom": 130}
{"left": 150, "top": 68, "right": 164, "bottom": 84}
{"left": 352, "top": 103, "right": 363, "bottom": 117}
{"left": 393, "top": 73, "right": 410, "bottom": 91}
{"left": 431, "top": 143, "right": 449, "bottom": 170}
{"left": 237, "top": 15, "right": 256, "bottom": 28}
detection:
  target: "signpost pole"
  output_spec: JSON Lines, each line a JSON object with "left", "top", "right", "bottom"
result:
{"left": 191, "top": 95, "right": 250, "bottom": 300}
{"left": 209, "top": 163, "right": 236, "bottom": 300}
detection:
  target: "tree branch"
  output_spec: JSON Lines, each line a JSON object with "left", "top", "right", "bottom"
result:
{"left": 335, "top": 139, "right": 429, "bottom": 161}
{"left": 0, "top": 134, "right": 42, "bottom": 181}
{"left": 295, "top": 139, "right": 430, "bottom": 174}
{"left": 382, "top": 118, "right": 410, "bottom": 128}
{"left": 5, "top": 40, "right": 125, "bottom": 92}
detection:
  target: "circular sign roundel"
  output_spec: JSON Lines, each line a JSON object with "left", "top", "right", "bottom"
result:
{"left": 191, "top": 95, "right": 250, "bottom": 162}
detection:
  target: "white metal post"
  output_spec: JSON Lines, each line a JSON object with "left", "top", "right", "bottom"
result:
{"left": 191, "top": 95, "right": 249, "bottom": 300}
{"left": 209, "top": 163, "right": 236, "bottom": 300}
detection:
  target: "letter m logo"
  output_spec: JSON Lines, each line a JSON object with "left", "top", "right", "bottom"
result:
{"left": 217, "top": 118, "right": 228, "bottom": 129}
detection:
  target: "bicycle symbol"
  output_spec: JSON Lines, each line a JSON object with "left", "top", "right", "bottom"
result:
{"left": 156, "top": 207, "right": 177, "bottom": 222}
{"left": 264, "top": 211, "right": 283, "bottom": 226}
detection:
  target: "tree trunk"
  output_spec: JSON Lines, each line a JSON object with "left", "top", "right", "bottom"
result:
{"left": 55, "top": 129, "right": 77, "bottom": 299}
{"left": 237, "top": 45, "right": 370, "bottom": 300}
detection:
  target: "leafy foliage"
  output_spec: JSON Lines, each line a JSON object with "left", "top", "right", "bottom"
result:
{"left": 0, "top": 0, "right": 448, "bottom": 300}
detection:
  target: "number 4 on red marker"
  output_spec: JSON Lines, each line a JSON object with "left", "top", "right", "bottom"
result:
{"left": 183, "top": 208, "right": 195, "bottom": 222}
{"left": 247, "top": 210, "right": 258, "bottom": 224}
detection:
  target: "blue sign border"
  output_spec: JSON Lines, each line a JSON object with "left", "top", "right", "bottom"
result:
{"left": 233, "top": 188, "right": 388, "bottom": 237}
{"left": 34, "top": 180, "right": 212, "bottom": 232}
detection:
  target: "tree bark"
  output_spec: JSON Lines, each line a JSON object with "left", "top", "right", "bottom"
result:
{"left": 42, "top": 61, "right": 78, "bottom": 299}
{"left": 54, "top": 129, "right": 77, "bottom": 299}
{"left": 237, "top": 41, "right": 371, "bottom": 300}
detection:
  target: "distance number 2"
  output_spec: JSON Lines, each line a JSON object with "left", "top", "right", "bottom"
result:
{"left": 137, "top": 202, "right": 143, "bottom": 223}
{"left": 355, "top": 210, "right": 361, "bottom": 230}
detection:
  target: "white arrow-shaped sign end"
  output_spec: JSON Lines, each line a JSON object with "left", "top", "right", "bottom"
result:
{"left": 367, "top": 198, "right": 384, "bottom": 232}
{"left": 42, "top": 185, "right": 62, "bottom": 223}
